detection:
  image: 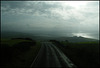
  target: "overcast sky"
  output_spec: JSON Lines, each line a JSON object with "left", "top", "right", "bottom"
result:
{"left": 1, "top": 1, "right": 99, "bottom": 39}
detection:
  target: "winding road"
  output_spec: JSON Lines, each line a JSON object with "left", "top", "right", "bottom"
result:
{"left": 30, "top": 42, "right": 77, "bottom": 67}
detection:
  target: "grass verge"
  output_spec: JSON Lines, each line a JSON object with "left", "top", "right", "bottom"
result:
{"left": 1, "top": 38, "right": 41, "bottom": 67}
{"left": 51, "top": 41, "right": 99, "bottom": 68}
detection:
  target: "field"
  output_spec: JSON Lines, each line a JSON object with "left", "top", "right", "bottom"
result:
{"left": 1, "top": 38, "right": 41, "bottom": 67}
{"left": 51, "top": 40, "right": 99, "bottom": 68}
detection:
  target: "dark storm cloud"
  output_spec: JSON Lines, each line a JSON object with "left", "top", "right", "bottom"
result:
{"left": 1, "top": 1, "right": 74, "bottom": 19}
{"left": 1, "top": 1, "right": 25, "bottom": 9}
{"left": 1, "top": 2, "right": 49, "bottom": 14}
{"left": 1, "top": 1, "right": 99, "bottom": 39}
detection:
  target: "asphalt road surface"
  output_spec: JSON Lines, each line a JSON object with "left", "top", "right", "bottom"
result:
{"left": 30, "top": 42, "right": 77, "bottom": 68}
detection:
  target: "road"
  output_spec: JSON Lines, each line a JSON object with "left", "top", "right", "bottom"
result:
{"left": 30, "top": 42, "right": 77, "bottom": 67}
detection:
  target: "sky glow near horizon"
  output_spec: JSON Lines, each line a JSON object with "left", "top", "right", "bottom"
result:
{"left": 1, "top": 1, "right": 99, "bottom": 39}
